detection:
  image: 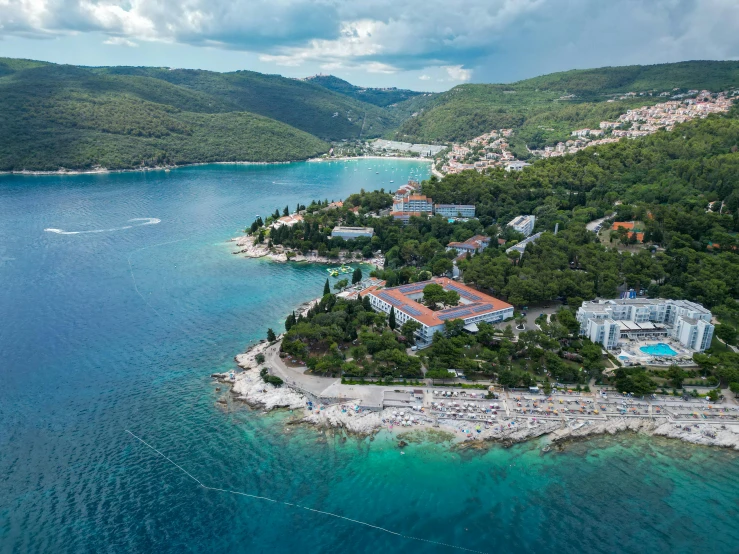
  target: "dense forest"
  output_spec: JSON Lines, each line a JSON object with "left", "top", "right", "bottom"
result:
{"left": 304, "top": 75, "right": 430, "bottom": 107}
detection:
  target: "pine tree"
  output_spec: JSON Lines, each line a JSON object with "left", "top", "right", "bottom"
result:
{"left": 283, "top": 205, "right": 289, "bottom": 216}
{"left": 362, "top": 295, "right": 372, "bottom": 312}
{"left": 389, "top": 307, "right": 396, "bottom": 330}
{"left": 267, "top": 328, "right": 277, "bottom": 342}
{"left": 323, "top": 278, "right": 331, "bottom": 296}
{"left": 285, "top": 311, "right": 296, "bottom": 331}
{"left": 352, "top": 266, "right": 363, "bottom": 284}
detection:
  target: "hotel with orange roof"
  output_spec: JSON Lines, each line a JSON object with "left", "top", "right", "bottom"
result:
{"left": 363, "top": 277, "right": 513, "bottom": 345}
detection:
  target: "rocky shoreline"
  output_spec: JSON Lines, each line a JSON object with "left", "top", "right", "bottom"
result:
{"left": 212, "top": 342, "right": 739, "bottom": 451}
{"left": 231, "top": 234, "right": 384, "bottom": 268}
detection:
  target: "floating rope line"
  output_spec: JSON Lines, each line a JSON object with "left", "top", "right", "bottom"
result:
{"left": 125, "top": 430, "right": 488, "bottom": 554}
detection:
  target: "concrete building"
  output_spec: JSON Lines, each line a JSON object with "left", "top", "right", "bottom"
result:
{"left": 576, "top": 298, "right": 714, "bottom": 351}
{"left": 363, "top": 277, "right": 513, "bottom": 345}
{"left": 507, "top": 215, "right": 536, "bottom": 237}
{"left": 330, "top": 226, "right": 374, "bottom": 240}
{"left": 446, "top": 235, "right": 490, "bottom": 256}
{"left": 390, "top": 211, "right": 425, "bottom": 225}
{"left": 435, "top": 204, "right": 476, "bottom": 218}
{"left": 393, "top": 194, "right": 434, "bottom": 214}
{"left": 505, "top": 161, "right": 531, "bottom": 172}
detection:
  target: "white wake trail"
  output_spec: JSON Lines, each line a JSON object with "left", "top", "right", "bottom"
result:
{"left": 45, "top": 218, "right": 160, "bottom": 235}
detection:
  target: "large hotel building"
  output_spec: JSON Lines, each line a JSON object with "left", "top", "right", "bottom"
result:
{"left": 362, "top": 277, "right": 513, "bottom": 345}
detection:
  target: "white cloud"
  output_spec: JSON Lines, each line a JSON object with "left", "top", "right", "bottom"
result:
{"left": 1, "top": 0, "right": 739, "bottom": 83}
{"left": 103, "top": 36, "right": 138, "bottom": 47}
{"left": 419, "top": 74, "right": 430, "bottom": 80}
{"left": 444, "top": 65, "right": 471, "bottom": 82}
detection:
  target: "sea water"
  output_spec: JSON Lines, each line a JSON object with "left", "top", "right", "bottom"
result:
{"left": 1, "top": 161, "right": 739, "bottom": 553}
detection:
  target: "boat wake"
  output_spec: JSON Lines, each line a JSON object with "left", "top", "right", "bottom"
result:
{"left": 45, "top": 218, "right": 161, "bottom": 235}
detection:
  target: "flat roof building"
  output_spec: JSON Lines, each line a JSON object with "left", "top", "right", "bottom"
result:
{"left": 435, "top": 204, "right": 476, "bottom": 218}
{"left": 576, "top": 298, "right": 714, "bottom": 352}
{"left": 507, "top": 215, "right": 536, "bottom": 237}
{"left": 330, "top": 226, "right": 375, "bottom": 240}
{"left": 363, "top": 277, "right": 513, "bottom": 345}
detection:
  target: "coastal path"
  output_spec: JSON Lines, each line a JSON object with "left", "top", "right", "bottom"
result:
{"left": 265, "top": 341, "right": 385, "bottom": 408}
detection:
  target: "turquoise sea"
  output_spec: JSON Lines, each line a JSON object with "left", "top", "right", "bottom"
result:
{"left": 2, "top": 159, "right": 739, "bottom": 554}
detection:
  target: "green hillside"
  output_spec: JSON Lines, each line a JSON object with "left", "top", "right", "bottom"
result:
{"left": 0, "top": 60, "right": 329, "bottom": 171}
{"left": 393, "top": 60, "right": 739, "bottom": 145}
{"left": 303, "top": 74, "right": 429, "bottom": 107}
{"left": 93, "top": 66, "right": 399, "bottom": 140}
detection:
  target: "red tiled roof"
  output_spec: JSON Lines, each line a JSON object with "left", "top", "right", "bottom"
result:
{"left": 368, "top": 277, "right": 512, "bottom": 327}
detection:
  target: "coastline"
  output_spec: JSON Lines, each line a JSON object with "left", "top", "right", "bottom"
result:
{"left": 307, "top": 155, "right": 433, "bottom": 164}
{"left": 0, "top": 159, "right": 301, "bottom": 177}
{"left": 214, "top": 339, "right": 739, "bottom": 452}
{"left": 231, "top": 234, "right": 385, "bottom": 268}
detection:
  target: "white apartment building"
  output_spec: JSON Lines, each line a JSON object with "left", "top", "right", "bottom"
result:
{"left": 576, "top": 298, "right": 714, "bottom": 352}
{"left": 507, "top": 215, "right": 536, "bottom": 237}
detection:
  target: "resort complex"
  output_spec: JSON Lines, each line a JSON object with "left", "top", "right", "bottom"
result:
{"left": 363, "top": 278, "right": 514, "bottom": 345}
{"left": 577, "top": 298, "right": 715, "bottom": 355}
{"left": 391, "top": 181, "right": 476, "bottom": 222}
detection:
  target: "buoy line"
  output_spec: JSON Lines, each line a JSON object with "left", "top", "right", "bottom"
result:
{"left": 125, "top": 430, "right": 488, "bottom": 554}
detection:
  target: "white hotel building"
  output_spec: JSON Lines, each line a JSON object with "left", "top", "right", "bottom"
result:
{"left": 576, "top": 298, "right": 714, "bottom": 351}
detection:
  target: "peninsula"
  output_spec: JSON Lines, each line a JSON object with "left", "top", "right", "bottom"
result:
{"left": 221, "top": 89, "right": 739, "bottom": 452}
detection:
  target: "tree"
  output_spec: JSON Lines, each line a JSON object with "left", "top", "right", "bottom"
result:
{"left": 283, "top": 205, "right": 289, "bottom": 216}
{"left": 503, "top": 325, "right": 514, "bottom": 340}
{"left": 389, "top": 307, "right": 397, "bottom": 330}
{"left": 267, "top": 328, "right": 277, "bottom": 342}
{"left": 323, "top": 279, "right": 331, "bottom": 296}
{"left": 400, "top": 320, "right": 421, "bottom": 345}
{"left": 715, "top": 323, "right": 738, "bottom": 345}
{"left": 334, "top": 279, "right": 349, "bottom": 290}
{"left": 729, "top": 382, "right": 739, "bottom": 396}
{"left": 665, "top": 364, "right": 686, "bottom": 389}
{"left": 352, "top": 266, "right": 363, "bottom": 284}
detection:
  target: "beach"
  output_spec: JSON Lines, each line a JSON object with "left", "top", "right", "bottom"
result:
{"left": 214, "top": 337, "right": 739, "bottom": 451}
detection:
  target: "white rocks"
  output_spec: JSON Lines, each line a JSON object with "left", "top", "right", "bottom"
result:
{"left": 231, "top": 367, "right": 306, "bottom": 410}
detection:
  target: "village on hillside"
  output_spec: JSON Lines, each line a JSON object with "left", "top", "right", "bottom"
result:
{"left": 436, "top": 90, "right": 737, "bottom": 176}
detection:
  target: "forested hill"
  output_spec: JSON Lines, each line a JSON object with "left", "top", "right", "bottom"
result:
{"left": 0, "top": 59, "right": 334, "bottom": 171}
{"left": 303, "top": 74, "right": 431, "bottom": 107}
{"left": 393, "top": 60, "right": 739, "bottom": 145}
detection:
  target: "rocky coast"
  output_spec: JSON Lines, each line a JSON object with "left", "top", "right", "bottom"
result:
{"left": 213, "top": 340, "right": 739, "bottom": 451}
{"left": 231, "top": 234, "right": 384, "bottom": 268}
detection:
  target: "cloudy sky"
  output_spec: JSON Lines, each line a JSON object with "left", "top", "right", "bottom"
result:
{"left": 1, "top": 0, "right": 738, "bottom": 91}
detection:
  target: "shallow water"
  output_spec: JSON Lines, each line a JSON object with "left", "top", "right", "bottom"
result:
{"left": 2, "top": 160, "right": 739, "bottom": 553}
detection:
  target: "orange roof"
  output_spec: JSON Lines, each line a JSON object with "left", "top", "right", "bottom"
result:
{"left": 368, "top": 277, "right": 512, "bottom": 327}
{"left": 408, "top": 195, "right": 430, "bottom": 201}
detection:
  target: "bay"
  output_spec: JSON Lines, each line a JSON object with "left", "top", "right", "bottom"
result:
{"left": 1, "top": 160, "right": 738, "bottom": 554}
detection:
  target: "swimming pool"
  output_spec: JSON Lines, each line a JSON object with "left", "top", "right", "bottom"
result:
{"left": 640, "top": 343, "right": 678, "bottom": 356}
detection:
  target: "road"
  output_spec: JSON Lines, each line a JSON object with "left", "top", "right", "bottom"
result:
{"left": 586, "top": 213, "right": 614, "bottom": 232}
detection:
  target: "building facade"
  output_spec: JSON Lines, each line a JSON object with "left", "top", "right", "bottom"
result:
{"left": 435, "top": 204, "right": 476, "bottom": 218}
{"left": 446, "top": 235, "right": 490, "bottom": 256}
{"left": 507, "top": 215, "right": 536, "bottom": 237}
{"left": 576, "top": 298, "right": 714, "bottom": 351}
{"left": 363, "top": 277, "right": 513, "bottom": 345}
{"left": 330, "top": 226, "right": 375, "bottom": 240}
